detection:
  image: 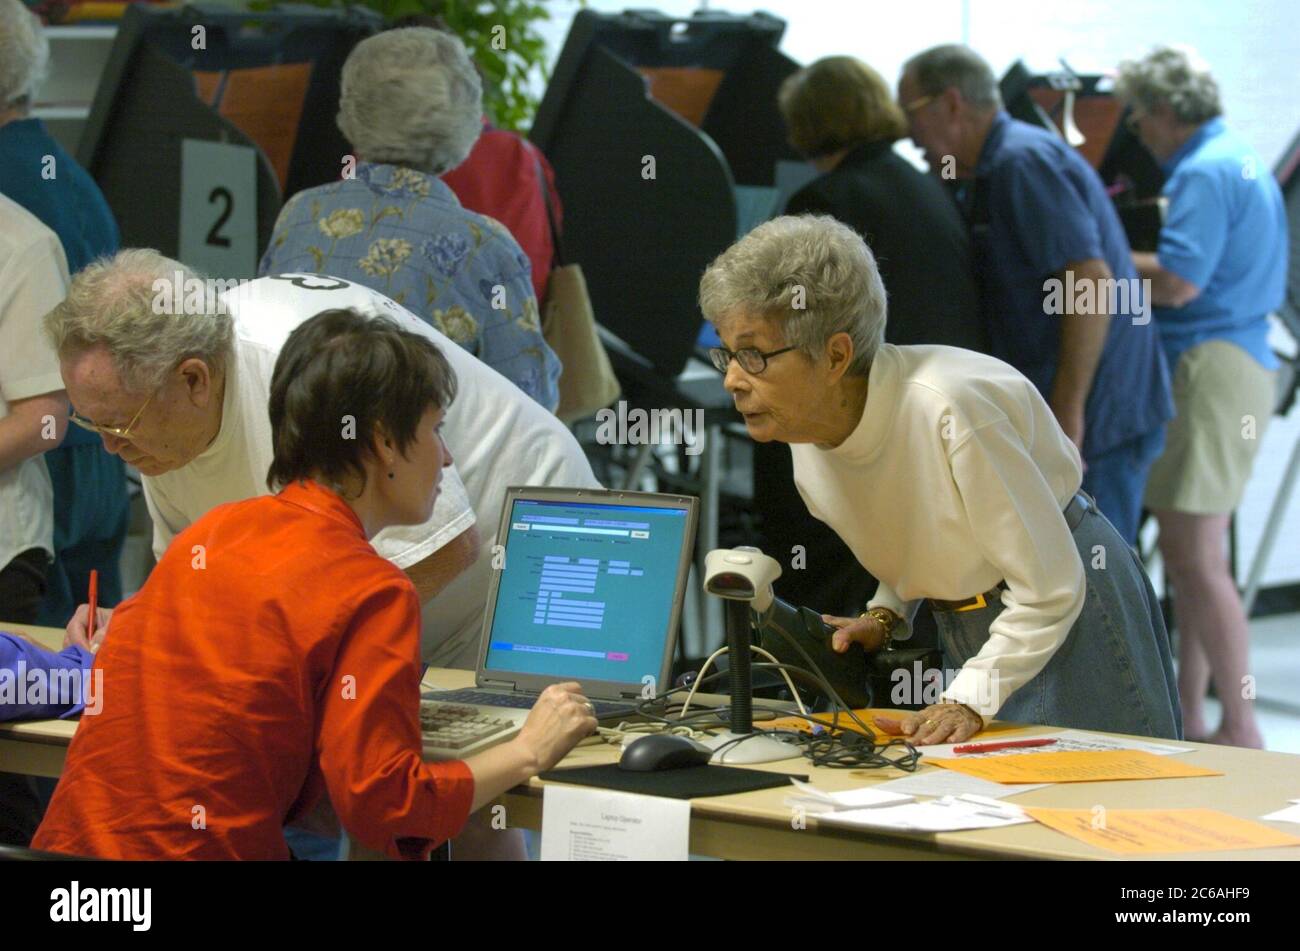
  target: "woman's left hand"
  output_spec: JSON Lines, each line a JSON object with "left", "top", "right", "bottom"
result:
{"left": 873, "top": 702, "right": 983, "bottom": 745}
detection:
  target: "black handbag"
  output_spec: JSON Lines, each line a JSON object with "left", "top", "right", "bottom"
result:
{"left": 755, "top": 596, "right": 942, "bottom": 711}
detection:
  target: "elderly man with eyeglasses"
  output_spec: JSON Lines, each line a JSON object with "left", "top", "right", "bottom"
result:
{"left": 898, "top": 45, "right": 1173, "bottom": 548}
{"left": 701, "top": 214, "right": 1181, "bottom": 743}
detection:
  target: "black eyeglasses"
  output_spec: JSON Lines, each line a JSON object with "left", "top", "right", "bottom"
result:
{"left": 708, "top": 345, "right": 797, "bottom": 375}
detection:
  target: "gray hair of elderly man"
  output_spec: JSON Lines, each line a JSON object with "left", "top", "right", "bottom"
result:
{"left": 1115, "top": 45, "right": 1222, "bottom": 126}
{"left": 44, "top": 249, "right": 234, "bottom": 394}
{"left": 336, "top": 26, "right": 483, "bottom": 176}
{"left": 698, "top": 215, "right": 887, "bottom": 379}
{"left": 0, "top": 0, "right": 49, "bottom": 112}
{"left": 903, "top": 44, "right": 1002, "bottom": 112}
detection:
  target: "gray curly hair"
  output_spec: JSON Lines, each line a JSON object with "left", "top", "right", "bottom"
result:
{"left": 0, "top": 0, "right": 49, "bottom": 111}
{"left": 1115, "top": 46, "right": 1222, "bottom": 125}
{"left": 44, "top": 249, "right": 234, "bottom": 394}
{"left": 337, "top": 27, "right": 483, "bottom": 175}
{"left": 698, "top": 215, "right": 887, "bottom": 378}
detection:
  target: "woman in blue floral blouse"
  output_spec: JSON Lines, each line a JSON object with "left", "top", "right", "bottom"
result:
{"left": 259, "top": 27, "right": 561, "bottom": 411}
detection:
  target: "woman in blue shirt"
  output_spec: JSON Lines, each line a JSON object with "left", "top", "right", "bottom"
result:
{"left": 1120, "top": 46, "right": 1288, "bottom": 749}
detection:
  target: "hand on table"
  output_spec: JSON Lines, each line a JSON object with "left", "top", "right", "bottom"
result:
{"left": 873, "top": 702, "right": 983, "bottom": 745}
{"left": 64, "top": 603, "right": 113, "bottom": 652}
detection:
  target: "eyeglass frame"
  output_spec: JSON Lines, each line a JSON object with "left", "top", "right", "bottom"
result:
{"left": 708, "top": 345, "right": 798, "bottom": 375}
{"left": 69, "top": 389, "right": 157, "bottom": 440}
{"left": 901, "top": 92, "right": 937, "bottom": 115}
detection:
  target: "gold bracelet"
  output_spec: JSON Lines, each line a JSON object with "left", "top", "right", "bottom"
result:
{"left": 862, "top": 607, "right": 899, "bottom": 651}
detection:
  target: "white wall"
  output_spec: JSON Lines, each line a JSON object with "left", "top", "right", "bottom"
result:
{"left": 539, "top": 0, "right": 1300, "bottom": 587}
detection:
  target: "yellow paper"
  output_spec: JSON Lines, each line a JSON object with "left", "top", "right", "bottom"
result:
{"left": 929, "top": 749, "right": 1223, "bottom": 783}
{"left": 1024, "top": 808, "right": 1300, "bottom": 855}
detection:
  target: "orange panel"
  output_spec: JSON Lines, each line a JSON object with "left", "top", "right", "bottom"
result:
{"left": 637, "top": 67, "right": 724, "bottom": 128}
{"left": 192, "top": 63, "right": 314, "bottom": 190}
{"left": 1029, "top": 89, "right": 1124, "bottom": 170}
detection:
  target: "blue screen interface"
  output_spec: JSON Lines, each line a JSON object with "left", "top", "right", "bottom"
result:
{"left": 484, "top": 498, "right": 689, "bottom": 684}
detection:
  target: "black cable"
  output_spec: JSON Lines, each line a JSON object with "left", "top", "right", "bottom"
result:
{"left": 641, "top": 660, "right": 921, "bottom": 772}
{"left": 749, "top": 613, "right": 883, "bottom": 739}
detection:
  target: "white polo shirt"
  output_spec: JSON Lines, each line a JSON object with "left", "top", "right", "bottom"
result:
{"left": 0, "top": 195, "right": 69, "bottom": 574}
{"left": 144, "top": 274, "right": 598, "bottom": 665}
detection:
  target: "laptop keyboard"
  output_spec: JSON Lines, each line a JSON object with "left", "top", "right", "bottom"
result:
{"left": 430, "top": 689, "right": 636, "bottom": 719}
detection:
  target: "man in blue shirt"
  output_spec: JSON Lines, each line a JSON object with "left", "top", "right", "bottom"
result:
{"left": 1118, "top": 47, "right": 1287, "bottom": 749}
{"left": 0, "top": 0, "right": 129, "bottom": 629}
{"left": 899, "top": 45, "right": 1173, "bottom": 545}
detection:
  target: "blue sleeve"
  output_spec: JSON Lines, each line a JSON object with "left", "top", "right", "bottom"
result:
{"left": 1157, "top": 169, "right": 1229, "bottom": 289}
{"left": 0, "top": 633, "right": 95, "bottom": 721}
{"left": 473, "top": 244, "right": 561, "bottom": 412}
{"left": 997, "top": 153, "right": 1104, "bottom": 274}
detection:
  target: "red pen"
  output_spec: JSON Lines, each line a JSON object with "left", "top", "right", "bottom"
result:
{"left": 86, "top": 569, "right": 99, "bottom": 649}
{"left": 953, "top": 738, "right": 1058, "bottom": 754}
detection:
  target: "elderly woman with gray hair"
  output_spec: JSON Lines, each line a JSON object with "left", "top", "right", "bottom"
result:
{"left": 701, "top": 215, "right": 1182, "bottom": 743}
{"left": 1117, "top": 47, "right": 1287, "bottom": 748}
{"left": 260, "top": 26, "right": 560, "bottom": 410}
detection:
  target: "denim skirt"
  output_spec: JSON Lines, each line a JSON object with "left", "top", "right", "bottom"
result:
{"left": 934, "top": 505, "right": 1183, "bottom": 740}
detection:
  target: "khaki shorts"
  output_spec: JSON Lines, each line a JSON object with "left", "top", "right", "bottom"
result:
{"left": 1145, "top": 339, "right": 1277, "bottom": 514}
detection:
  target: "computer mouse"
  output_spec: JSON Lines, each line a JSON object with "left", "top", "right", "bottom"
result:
{"left": 618, "top": 733, "right": 714, "bottom": 772}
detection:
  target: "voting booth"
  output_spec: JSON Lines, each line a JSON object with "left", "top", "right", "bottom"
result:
{"left": 78, "top": 4, "right": 380, "bottom": 278}
{"left": 530, "top": 9, "right": 805, "bottom": 656}
{"left": 1240, "top": 128, "right": 1300, "bottom": 612}
{"left": 530, "top": 8, "right": 802, "bottom": 381}
{"left": 1000, "top": 59, "right": 1164, "bottom": 250}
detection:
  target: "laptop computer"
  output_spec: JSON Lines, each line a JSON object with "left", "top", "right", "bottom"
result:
{"left": 421, "top": 486, "right": 698, "bottom": 757}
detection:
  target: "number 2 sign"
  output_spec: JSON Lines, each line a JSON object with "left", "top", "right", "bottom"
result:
{"left": 179, "top": 139, "right": 257, "bottom": 278}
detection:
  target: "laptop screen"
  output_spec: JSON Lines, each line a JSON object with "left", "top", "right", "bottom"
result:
{"left": 483, "top": 496, "right": 693, "bottom": 688}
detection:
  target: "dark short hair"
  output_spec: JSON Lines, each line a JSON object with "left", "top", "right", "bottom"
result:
{"left": 267, "top": 308, "right": 457, "bottom": 493}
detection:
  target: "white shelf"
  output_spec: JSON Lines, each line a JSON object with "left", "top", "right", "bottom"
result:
{"left": 43, "top": 25, "right": 119, "bottom": 41}
{"left": 32, "top": 105, "right": 91, "bottom": 121}
{"left": 38, "top": 24, "right": 118, "bottom": 153}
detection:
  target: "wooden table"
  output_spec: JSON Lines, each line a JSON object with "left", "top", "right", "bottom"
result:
{"left": 6, "top": 623, "right": 1300, "bottom": 860}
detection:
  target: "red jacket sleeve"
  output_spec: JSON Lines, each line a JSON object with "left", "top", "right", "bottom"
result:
{"left": 316, "top": 576, "right": 475, "bottom": 859}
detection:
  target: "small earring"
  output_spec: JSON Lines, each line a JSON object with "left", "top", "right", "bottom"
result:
{"left": 387, "top": 471, "right": 395, "bottom": 479}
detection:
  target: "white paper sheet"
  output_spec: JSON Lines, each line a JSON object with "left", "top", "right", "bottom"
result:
{"left": 540, "top": 785, "right": 690, "bottom": 861}
{"left": 783, "top": 779, "right": 913, "bottom": 813}
{"left": 1261, "top": 803, "right": 1300, "bottom": 825}
{"left": 875, "top": 769, "right": 1050, "bottom": 800}
{"left": 817, "top": 794, "right": 1034, "bottom": 833}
